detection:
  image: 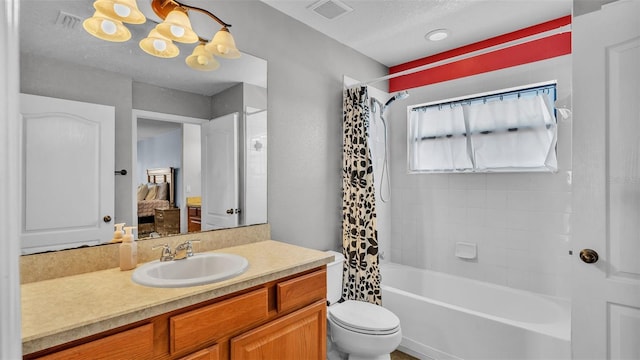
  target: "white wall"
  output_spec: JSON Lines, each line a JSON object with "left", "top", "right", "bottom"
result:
{"left": 137, "top": 129, "right": 182, "bottom": 184}
{"left": 183, "top": 124, "right": 202, "bottom": 198}
{"left": 387, "top": 55, "right": 573, "bottom": 298}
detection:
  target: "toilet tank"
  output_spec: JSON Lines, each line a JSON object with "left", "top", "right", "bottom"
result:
{"left": 325, "top": 250, "right": 345, "bottom": 305}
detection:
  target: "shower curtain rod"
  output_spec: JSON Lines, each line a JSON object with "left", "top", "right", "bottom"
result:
{"left": 349, "top": 24, "right": 571, "bottom": 89}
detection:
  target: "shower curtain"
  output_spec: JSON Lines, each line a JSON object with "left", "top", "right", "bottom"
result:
{"left": 341, "top": 86, "right": 381, "bottom": 305}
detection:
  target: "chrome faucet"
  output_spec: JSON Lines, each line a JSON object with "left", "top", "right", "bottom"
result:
{"left": 173, "top": 240, "right": 201, "bottom": 260}
{"left": 152, "top": 240, "right": 201, "bottom": 261}
{"left": 152, "top": 244, "right": 174, "bottom": 262}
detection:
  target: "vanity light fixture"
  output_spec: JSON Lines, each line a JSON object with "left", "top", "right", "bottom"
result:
{"left": 83, "top": 0, "right": 241, "bottom": 71}
{"left": 186, "top": 43, "right": 220, "bottom": 71}
{"left": 425, "top": 28, "right": 450, "bottom": 42}
{"left": 139, "top": 28, "right": 180, "bottom": 58}
{"left": 83, "top": 10, "right": 132, "bottom": 42}
{"left": 155, "top": 8, "right": 199, "bottom": 43}
{"left": 92, "top": 0, "right": 146, "bottom": 24}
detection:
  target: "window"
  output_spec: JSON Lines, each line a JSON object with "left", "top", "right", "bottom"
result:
{"left": 408, "top": 81, "right": 557, "bottom": 173}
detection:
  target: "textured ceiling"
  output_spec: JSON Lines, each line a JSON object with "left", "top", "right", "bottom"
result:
{"left": 260, "top": 0, "right": 572, "bottom": 67}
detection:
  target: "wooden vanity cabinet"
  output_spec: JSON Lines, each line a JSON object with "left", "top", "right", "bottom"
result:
{"left": 25, "top": 267, "right": 327, "bottom": 360}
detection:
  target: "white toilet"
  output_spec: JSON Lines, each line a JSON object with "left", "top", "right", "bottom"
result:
{"left": 325, "top": 250, "right": 402, "bottom": 360}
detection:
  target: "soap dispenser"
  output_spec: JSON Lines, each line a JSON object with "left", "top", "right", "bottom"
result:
{"left": 119, "top": 226, "right": 138, "bottom": 271}
{"left": 110, "top": 223, "right": 126, "bottom": 243}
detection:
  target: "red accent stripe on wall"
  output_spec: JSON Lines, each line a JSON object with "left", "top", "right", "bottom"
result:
{"left": 388, "top": 15, "right": 572, "bottom": 92}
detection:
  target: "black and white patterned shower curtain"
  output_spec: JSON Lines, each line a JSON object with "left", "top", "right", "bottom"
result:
{"left": 341, "top": 86, "right": 381, "bottom": 305}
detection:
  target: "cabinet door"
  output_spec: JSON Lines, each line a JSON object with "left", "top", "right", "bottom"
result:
{"left": 36, "top": 324, "right": 153, "bottom": 360}
{"left": 230, "top": 300, "right": 326, "bottom": 360}
{"left": 179, "top": 344, "right": 219, "bottom": 360}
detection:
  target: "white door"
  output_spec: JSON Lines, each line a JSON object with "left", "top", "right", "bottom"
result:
{"left": 201, "top": 113, "right": 239, "bottom": 230}
{"left": 19, "top": 94, "right": 115, "bottom": 254}
{"left": 244, "top": 107, "right": 267, "bottom": 226}
{"left": 572, "top": 1, "right": 640, "bottom": 358}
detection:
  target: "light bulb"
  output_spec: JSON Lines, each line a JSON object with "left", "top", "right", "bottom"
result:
{"left": 113, "top": 3, "right": 131, "bottom": 18}
{"left": 101, "top": 19, "right": 117, "bottom": 35}
{"left": 197, "top": 55, "right": 209, "bottom": 66}
{"left": 153, "top": 39, "right": 167, "bottom": 52}
{"left": 170, "top": 25, "right": 185, "bottom": 38}
{"left": 216, "top": 45, "right": 228, "bottom": 55}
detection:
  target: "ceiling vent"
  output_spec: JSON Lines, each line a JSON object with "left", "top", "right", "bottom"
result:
{"left": 308, "top": 0, "right": 353, "bottom": 20}
{"left": 55, "top": 11, "right": 83, "bottom": 30}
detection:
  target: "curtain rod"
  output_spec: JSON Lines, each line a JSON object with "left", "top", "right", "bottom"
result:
{"left": 410, "top": 82, "right": 556, "bottom": 112}
{"left": 349, "top": 24, "right": 571, "bottom": 89}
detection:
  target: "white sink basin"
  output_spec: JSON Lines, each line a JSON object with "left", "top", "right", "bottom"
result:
{"left": 132, "top": 252, "right": 249, "bottom": 288}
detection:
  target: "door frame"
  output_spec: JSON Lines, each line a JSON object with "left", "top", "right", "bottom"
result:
{"left": 1, "top": 0, "right": 23, "bottom": 357}
{"left": 131, "top": 110, "right": 207, "bottom": 235}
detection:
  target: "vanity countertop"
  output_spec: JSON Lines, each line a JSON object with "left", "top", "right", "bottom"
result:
{"left": 21, "top": 240, "right": 333, "bottom": 355}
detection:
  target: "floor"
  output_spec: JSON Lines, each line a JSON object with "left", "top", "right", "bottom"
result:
{"left": 391, "top": 350, "right": 419, "bottom": 360}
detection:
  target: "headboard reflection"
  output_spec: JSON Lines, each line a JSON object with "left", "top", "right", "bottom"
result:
{"left": 146, "top": 167, "right": 175, "bottom": 207}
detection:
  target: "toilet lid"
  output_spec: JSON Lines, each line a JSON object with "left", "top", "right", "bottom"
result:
{"left": 329, "top": 300, "right": 400, "bottom": 335}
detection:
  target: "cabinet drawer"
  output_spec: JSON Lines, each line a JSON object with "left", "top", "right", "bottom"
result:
{"left": 170, "top": 288, "right": 269, "bottom": 354}
{"left": 36, "top": 323, "right": 154, "bottom": 360}
{"left": 277, "top": 269, "right": 326, "bottom": 313}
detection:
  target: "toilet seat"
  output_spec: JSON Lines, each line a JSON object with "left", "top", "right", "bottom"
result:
{"left": 328, "top": 300, "right": 400, "bottom": 335}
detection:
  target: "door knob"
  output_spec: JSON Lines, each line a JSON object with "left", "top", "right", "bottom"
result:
{"left": 103, "top": 215, "right": 112, "bottom": 223}
{"left": 226, "top": 209, "right": 234, "bottom": 214}
{"left": 579, "top": 249, "right": 599, "bottom": 264}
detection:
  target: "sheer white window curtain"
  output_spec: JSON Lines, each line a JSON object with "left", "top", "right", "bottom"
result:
{"left": 409, "top": 83, "right": 557, "bottom": 173}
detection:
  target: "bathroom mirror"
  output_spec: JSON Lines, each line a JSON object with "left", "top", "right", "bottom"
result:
{"left": 19, "top": 1, "right": 267, "bottom": 254}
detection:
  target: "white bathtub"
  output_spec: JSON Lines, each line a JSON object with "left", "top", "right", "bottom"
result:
{"left": 380, "top": 263, "right": 571, "bottom": 360}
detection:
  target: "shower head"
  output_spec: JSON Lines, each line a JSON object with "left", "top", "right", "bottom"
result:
{"left": 383, "top": 91, "right": 410, "bottom": 109}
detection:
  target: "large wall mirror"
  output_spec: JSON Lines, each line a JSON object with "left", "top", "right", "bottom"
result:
{"left": 19, "top": 1, "right": 267, "bottom": 254}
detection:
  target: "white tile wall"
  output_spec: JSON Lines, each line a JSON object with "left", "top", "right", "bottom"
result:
{"left": 391, "top": 174, "right": 572, "bottom": 299}
{"left": 387, "top": 56, "right": 573, "bottom": 299}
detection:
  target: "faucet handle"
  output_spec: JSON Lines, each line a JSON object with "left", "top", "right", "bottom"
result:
{"left": 184, "top": 239, "right": 201, "bottom": 257}
{"left": 152, "top": 244, "right": 173, "bottom": 262}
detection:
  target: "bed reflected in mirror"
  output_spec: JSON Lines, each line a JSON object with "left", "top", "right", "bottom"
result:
{"left": 136, "top": 168, "right": 176, "bottom": 238}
